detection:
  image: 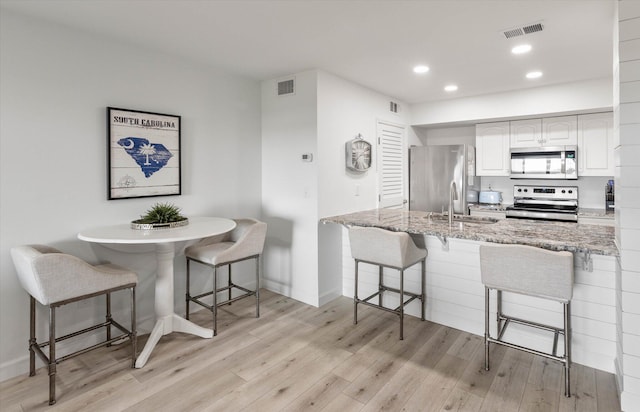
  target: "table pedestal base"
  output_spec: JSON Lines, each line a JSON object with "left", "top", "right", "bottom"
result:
{"left": 135, "top": 314, "right": 213, "bottom": 368}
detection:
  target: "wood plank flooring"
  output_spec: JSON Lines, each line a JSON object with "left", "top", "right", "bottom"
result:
{"left": 0, "top": 289, "right": 621, "bottom": 411}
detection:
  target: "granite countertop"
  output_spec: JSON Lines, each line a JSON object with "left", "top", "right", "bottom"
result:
{"left": 320, "top": 208, "right": 618, "bottom": 256}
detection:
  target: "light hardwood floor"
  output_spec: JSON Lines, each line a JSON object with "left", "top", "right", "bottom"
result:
{"left": 0, "top": 289, "right": 621, "bottom": 411}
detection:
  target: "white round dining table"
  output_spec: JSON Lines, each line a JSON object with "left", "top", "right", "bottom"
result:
{"left": 78, "top": 216, "right": 236, "bottom": 368}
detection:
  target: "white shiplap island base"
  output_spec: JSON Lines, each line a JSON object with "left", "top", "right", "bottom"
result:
{"left": 321, "top": 209, "right": 618, "bottom": 374}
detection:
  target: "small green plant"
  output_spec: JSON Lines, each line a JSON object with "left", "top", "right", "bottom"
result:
{"left": 134, "top": 202, "right": 187, "bottom": 224}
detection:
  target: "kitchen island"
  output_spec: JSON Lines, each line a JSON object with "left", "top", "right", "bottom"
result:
{"left": 321, "top": 208, "right": 618, "bottom": 374}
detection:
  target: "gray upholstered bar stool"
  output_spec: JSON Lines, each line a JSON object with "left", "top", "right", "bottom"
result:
{"left": 349, "top": 226, "right": 427, "bottom": 340}
{"left": 479, "top": 244, "right": 574, "bottom": 397}
{"left": 10, "top": 244, "right": 138, "bottom": 405}
{"left": 185, "top": 218, "right": 267, "bottom": 336}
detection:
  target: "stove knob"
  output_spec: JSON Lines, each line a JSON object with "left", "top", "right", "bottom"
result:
{"left": 562, "top": 189, "right": 566, "bottom": 193}
{"left": 517, "top": 188, "right": 522, "bottom": 192}
{"left": 568, "top": 190, "right": 573, "bottom": 194}
{"left": 523, "top": 188, "right": 528, "bottom": 192}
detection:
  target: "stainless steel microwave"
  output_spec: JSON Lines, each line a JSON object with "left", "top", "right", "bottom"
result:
{"left": 510, "top": 146, "right": 577, "bottom": 180}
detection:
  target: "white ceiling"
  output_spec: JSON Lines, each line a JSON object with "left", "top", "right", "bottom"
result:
{"left": 0, "top": 0, "right": 615, "bottom": 104}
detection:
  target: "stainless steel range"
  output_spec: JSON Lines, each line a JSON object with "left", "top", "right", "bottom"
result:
{"left": 506, "top": 185, "right": 578, "bottom": 222}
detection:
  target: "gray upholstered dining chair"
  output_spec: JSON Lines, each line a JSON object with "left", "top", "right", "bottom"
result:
{"left": 185, "top": 218, "right": 267, "bottom": 336}
{"left": 349, "top": 226, "right": 427, "bottom": 340}
{"left": 479, "top": 243, "right": 574, "bottom": 397}
{"left": 10, "top": 244, "right": 138, "bottom": 405}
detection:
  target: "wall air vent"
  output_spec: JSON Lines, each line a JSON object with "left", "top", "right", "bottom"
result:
{"left": 501, "top": 21, "right": 544, "bottom": 39}
{"left": 390, "top": 101, "right": 399, "bottom": 113}
{"left": 277, "top": 78, "right": 295, "bottom": 96}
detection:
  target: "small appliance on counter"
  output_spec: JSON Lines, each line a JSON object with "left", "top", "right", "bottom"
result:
{"left": 605, "top": 180, "right": 615, "bottom": 211}
{"left": 479, "top": 187, "right": 502, "bottom": 205}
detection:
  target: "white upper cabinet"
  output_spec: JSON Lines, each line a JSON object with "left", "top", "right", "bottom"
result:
{"left": 476, "top": 122, "right": 510, "bottom": 176}
{"left": 510, "top": 119, "right": 542, "bottom": 148}
{"left": 542, "top": 116, "right": 578, "bottom": 146}
{"left": 578, "top": 112, "right": 614, "bottom": 177}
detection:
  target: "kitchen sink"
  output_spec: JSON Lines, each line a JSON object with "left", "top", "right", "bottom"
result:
{"left": 425, "top": 214, "right": 499, "bottom": 224}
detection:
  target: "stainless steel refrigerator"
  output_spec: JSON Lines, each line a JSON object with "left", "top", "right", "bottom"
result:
{"left": 409, "top": 145, "right": 477, "bottom": 214}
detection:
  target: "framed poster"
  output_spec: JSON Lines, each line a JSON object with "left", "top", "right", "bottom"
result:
{"left": 107, "top": 107, "right": 181, "bottom": 200}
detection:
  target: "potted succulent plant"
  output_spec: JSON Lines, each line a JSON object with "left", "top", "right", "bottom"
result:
{"left": 131, "top": 202, "right": 189, "bottom": 230}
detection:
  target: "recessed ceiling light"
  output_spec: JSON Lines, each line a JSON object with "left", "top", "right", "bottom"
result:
{"left": 512, "top": 44, "right": 532, "bottom": 55}
{"left": 444, "top": 85, "right": 458, "bottom": 92}
{"left": 526, "top": 71, "right": 543, "bottom": 79}
{"left": 413, "top": 65, "right": 430, "bottom": 74}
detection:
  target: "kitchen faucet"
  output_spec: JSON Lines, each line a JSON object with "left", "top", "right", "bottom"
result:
{"left": 449, "top": 180, "right": 458, "bottom": 226}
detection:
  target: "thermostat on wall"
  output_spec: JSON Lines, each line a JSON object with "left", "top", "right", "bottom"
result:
{"left": 302, "top": 153, "right": 313, "bottom": 162}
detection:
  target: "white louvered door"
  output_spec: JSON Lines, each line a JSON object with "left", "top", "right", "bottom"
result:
{"left": 377, "top": 120, "right": 406, "bottom": 209}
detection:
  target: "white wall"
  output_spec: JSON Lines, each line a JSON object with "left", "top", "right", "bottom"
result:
{"left": 411, "top": 77, "right": 613, "bottom": 127}
{"left": 615, "top": 1, "right": 640, "bottom": 410}
{"left": 261, "top": 71, "right": 320, "bottom": 306}
{"left": 261, "top": 69, "right": 416, "bottom": 307}
{"left": 0, "top": 11, "right": 262, "bottom": 381}
{"left": 316, "top": 71, "right": 412, "bottom": 217}
{"left": 316, "top": 70, "right": 413, "bottom": 305}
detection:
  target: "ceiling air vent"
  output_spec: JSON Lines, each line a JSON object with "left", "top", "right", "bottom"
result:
{"left": 277, "top": 78, "right": 295, "bottom": 96}
{"left": 501, "top": 22, "right": 544, "bottom": 39}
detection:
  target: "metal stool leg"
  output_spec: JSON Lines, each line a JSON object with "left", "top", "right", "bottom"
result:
{"left": 421, "top": 259, "right": 426, "bottom": 321}
{"left": 213, "top": 266, "right": 218, "bottom": 336}
{"left": 106, "top": 292, "right": 112, "bottom": 345}
{"left": 185, "top": 259, "right": 191, "bottom": 320}
{"left": 131, "top": 287, "right": 137, "bottom": 368}
{"left": 379, "top": 266, "right": 383, "bottom": 307}
{"left": 228, "top": 264, "right": 232, "bottom": 304}
{"left": 48, "top": 306, "right": 56, "bottom": 405}
{"left": 29, "top": 297, "right": 36, "bottom": 377}
{"left": 354, "top": 260, "right": 359, "bottom": 325}
{"left": 564, "top": 302, "right": 572, "bottom": 397}
{"left": 399, "top": 269, "right": 404, "bottom": 340}
{"left": 484, "top": 287, "right": 490, "bottom": 371}
{"left": 255, "top": 256, "right": 260, "bottom": 318}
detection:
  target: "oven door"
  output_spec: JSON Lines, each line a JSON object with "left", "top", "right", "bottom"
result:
{"left": 506, "top": 199, "right": 578, "bottom": 222}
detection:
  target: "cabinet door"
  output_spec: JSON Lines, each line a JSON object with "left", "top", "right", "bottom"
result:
{"left": 578, "top": 112, "right": 614, "bottom": 177}
{"left": 476, "top": 122, "right": 510, "bottom": 176}
{"left": 510, "top": 119, "right": 542, "bottom": 148}
{"left": 542, "top": 116, "right": 578, "bottom": 146}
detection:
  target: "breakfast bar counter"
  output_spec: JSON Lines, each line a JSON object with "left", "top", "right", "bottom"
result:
{"left": 321, "top": 208, "right": 619, "bottom": 374}
{"left": 321, "top": 208, "right": 618, "bottom": 256}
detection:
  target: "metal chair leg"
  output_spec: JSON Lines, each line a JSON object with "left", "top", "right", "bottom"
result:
{"left": 48, "top": 306, "right": 56, "bottom": 405}
{"left": 484, "top": 287, "right": 490, "bottom": 371}
{"left": 354, "top": 260, "right": 359, "bottom": 325}
{"left": 29, "top": 297, "right": 36, "bottom": 377}
{"left": 399, "top": 269, "right": 405, "bottom": 340}
{"left": 185, "top": 259, "right": 191, "bottom": 320}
